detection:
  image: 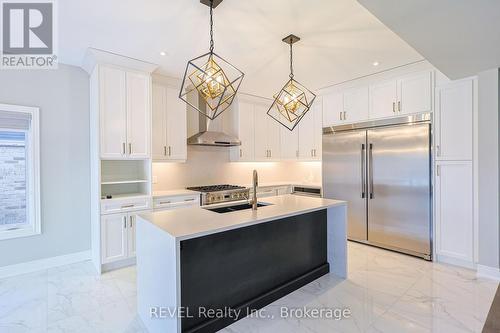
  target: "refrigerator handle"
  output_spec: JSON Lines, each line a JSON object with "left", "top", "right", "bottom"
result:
{"left": 369, "top": 143, "right": 374, "bottom": 199}
{"left": 361, "top": 143, "right": 366, "bottom": 198}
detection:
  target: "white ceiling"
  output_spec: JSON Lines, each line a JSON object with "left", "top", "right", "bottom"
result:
{"left": 59, "top": 0, "right": 423, "bottom": 97}
{"left": 358, "top": 0, "right": 500, "bottom": 79}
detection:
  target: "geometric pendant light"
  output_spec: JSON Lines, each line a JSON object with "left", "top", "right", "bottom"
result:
{"left": 267, "top": 34, "right": 316, "bottom": 131}
{"left": 179, "top": 0, "right": 245, "bottom": 120}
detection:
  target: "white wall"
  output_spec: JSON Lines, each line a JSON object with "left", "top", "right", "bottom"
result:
{"left": 477, "top": 68, "right": 500, "bottom": 269}
{"left": 0, "top": 64, "right": 90, "bottom": 267}
{"left": 153, "top": 146, "right": 321, "bottom": 190}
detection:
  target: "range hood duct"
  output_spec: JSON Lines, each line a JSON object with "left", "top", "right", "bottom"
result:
{"left": 187, "top": 94, "right": 241, "bottom": 147}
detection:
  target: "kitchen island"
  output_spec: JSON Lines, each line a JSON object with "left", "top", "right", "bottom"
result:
{"left": 136, "top": 195, "right": 347, "bottom": 333}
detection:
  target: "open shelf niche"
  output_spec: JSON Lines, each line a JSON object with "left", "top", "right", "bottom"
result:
{"left": 100, "top": 160, "right": 151, "bottom": 199}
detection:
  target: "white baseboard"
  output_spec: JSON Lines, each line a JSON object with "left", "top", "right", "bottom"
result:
{"left": 435, "top": 254, "right": 475, "bottom": 269}
{"left": 0, "top": 250, "right": 91, "bottom": 279}
{"left": 477, "top": 264, "right": 500, "bottom": 281}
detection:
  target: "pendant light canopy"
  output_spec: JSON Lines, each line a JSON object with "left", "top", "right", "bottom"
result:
{"left": 179, "top": 0, "right": 244, "bottom": 120}
{"left": 267, "top": 34, "right": 316, "bottom": 131}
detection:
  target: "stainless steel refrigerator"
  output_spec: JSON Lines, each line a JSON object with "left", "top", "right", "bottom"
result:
{"left": 322, "top": 114, "right": 432, "bottom": 260}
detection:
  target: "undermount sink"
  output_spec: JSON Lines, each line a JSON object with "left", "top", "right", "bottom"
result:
{"left": 204, "top": 202, "right": 271, "bottom": 214}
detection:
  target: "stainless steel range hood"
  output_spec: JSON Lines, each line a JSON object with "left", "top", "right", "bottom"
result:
{"left": 187, "top": 95, "right": 241, "bottom": 147}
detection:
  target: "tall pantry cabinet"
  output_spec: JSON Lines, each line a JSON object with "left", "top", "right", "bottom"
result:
{"left": 85, "top": 49, "right": 157, "bottom": 273}
{"left": 434, "top": 77, "right": 476, "bottom": 268}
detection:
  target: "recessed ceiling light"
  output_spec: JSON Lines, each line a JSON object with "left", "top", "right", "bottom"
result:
{"left": 160, "top": 51, "right": 167, "bottom": 56}
{"left": 372, "top": 61, "right": 380, "bottom": 66}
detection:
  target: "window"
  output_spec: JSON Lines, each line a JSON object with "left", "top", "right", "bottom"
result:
{"left": 0, "top": 104, "right": 40, "bottom": 240}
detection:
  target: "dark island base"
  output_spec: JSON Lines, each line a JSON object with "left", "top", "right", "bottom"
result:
{"left": 180, "top": 209, "right": 328, "bottom": 333}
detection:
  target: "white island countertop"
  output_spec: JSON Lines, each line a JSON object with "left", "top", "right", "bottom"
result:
{"left": 138, "top": 195, "right": 346, "bottom": 241}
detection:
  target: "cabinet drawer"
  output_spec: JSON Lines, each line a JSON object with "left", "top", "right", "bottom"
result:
{"left": 256, "top": 187, "right": 277, "bottom": 198}
{"left": 101, "top": 196, "right": 152, "bottom": 215}
{"left": 153, "top": 194, "right": 200, "bottom": 210}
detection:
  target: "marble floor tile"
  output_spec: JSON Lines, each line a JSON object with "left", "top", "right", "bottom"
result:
{"left": 0, "top": 242, "right": 497, "bottom": 333}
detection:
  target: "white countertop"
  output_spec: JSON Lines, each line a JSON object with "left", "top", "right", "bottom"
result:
{"left": 241, "top": 181, "right": 322, "bottom": 189}
{"left": 138, "top": 195, "right": 345, "bottom": 241}
{"left": 152, "top": 182, "right": 321, "bottom": 198}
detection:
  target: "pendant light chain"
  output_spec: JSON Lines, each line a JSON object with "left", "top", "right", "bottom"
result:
{"left": 209, "top": 0, "right": 215, "bottom": 53}
{"left": 289, "top": 42, "right": 294, "bottom": 79}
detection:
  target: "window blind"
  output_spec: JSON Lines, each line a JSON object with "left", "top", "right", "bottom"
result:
{"left": 0, "top": 110, "right": 32, "bottom": 130}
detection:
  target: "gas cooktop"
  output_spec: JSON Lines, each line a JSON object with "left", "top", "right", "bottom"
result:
{"left": 186, "top": 184, "right": 246, "bottom": 193}
{"left": 186, "top": 184, "right": 249, "bottom": 206}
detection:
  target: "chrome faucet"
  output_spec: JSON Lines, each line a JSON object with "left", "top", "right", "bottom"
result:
{"left": 252, "top": 169, "right": 258, "bottom": 210}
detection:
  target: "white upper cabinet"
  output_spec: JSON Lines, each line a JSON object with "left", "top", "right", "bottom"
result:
{"left": 126, "top": 72, "right": 151, "bottom": 159}
{"left": 166, "top": 87, "right": 187, "bottom": 160}
{"left": 99, "top": 65, "right": 151, "bottom": 159}
{"left": 234, "top": 100, "right": 255, "bottom": 161}
{"left": 313, "top": 100, "right": 323, "bottom": 159}
{"left": 322, "top": 92, "right": 343, "bottom": 126}
{"left": 435, "top": 79, "right": 473, "bottom": 161}
{"left": 298, "top": 100, "right": 322, "bottom": 160}
{"left": 233, "top": 96, "right": 321, "bottom": 162}
{"left": 100, "top": 66, "right": 127, "bottom": 158}
{"left": 254, "top": 103, "right": 281, "bottom": 161}
{"left": 280, "top": 115, "right": 299, "bottom": 160}
{"left": 152, "top": 83, "right": 187, "bottom": 161}
{"left": 298, "top": 107, "right": 314, "bottom": 159}
{"left": 152, "top": 84, "right": 168, "bottom": 160}
{"left": 369, "top": 70, "right": 433, "bottom": 120}
{"left": 369, "top": 79, "right": 398, "bottom": 119}
{"left": 398, "top": 71, "right": 433, "bottom": 115}
{"left": 343, "top": 86, "right": 369, "bottom": 123}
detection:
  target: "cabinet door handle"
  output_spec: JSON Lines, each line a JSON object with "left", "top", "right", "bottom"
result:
{"left": 269, "top": 150, "right": 272, "bottom": 158}
{"left": 436, "top": 165, "right": 441, "bottom": 177}
{"left": 122, "top": 142, "right": 126, "bottom": 155}
{"left": 343, "top": 111, "right": 346, "bottom": 120}
{"left": 361, "top": 143, "right": 366, "bottom": 198}
{"left": 398, "top": 101, "right": 401, "bottom": 112}
{"left": 339, "top": 111, "right": 343, "bottom": 120}
{"left": 436, "top": 145, "right": 440, "bottom": 157}
{"left": 163, "top": 146, "right": 167, "bottom": 156}
{"left": 369, "top": 143, "right": 374, "bottom": 199}
{"left": 129, "top": 215, "right": 134, "bottom": 228}
{"left": 123, "top": 216, "right": 127, "bottom": 229}
{"left": 128, "top": 143, "right": 132, "bottom": 155}
{"left": 240, "top": 149, "right": 242, "bottom": 158}
{"left": 392, "top": 102, "right": 396, "bottom": 113}
{"left": 313, "top": 149, "right": 316, "bottom": 157}
{"left": 296, "top": 150, "right": 299, "bottom": 158}
{"left": 159, "top": 201, "right": 171, "bottom": 205}
{"left": 168, "top": 146, "right": 171, "bottom": 156}
{"left": 121, "top": 204, "right": 134, "bottom": 209}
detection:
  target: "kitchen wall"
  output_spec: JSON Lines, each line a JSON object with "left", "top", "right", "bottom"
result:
{"left": 0, "top": 64, "right": 90, "bottom": 267}
{"left": 153, "top": 146, "right": 321, "bottom": 190}
{"left": 477, "top": 67, "right": 500, "bottom": 270}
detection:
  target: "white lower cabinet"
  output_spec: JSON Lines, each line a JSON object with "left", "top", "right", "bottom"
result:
{"left": 153, "top": 194, "right": 200, "bottom": 211}
{"left": 256, "top": 185, "right": 292, "bottom": 198}
{"left": 435, "top": 161, "right": 473, "bottom": 264}
{"left": 101, "top": 213, "right": 128, "bottom": 264}
{"left": 101, "top": 210, "right": 150, "bottom": 264}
